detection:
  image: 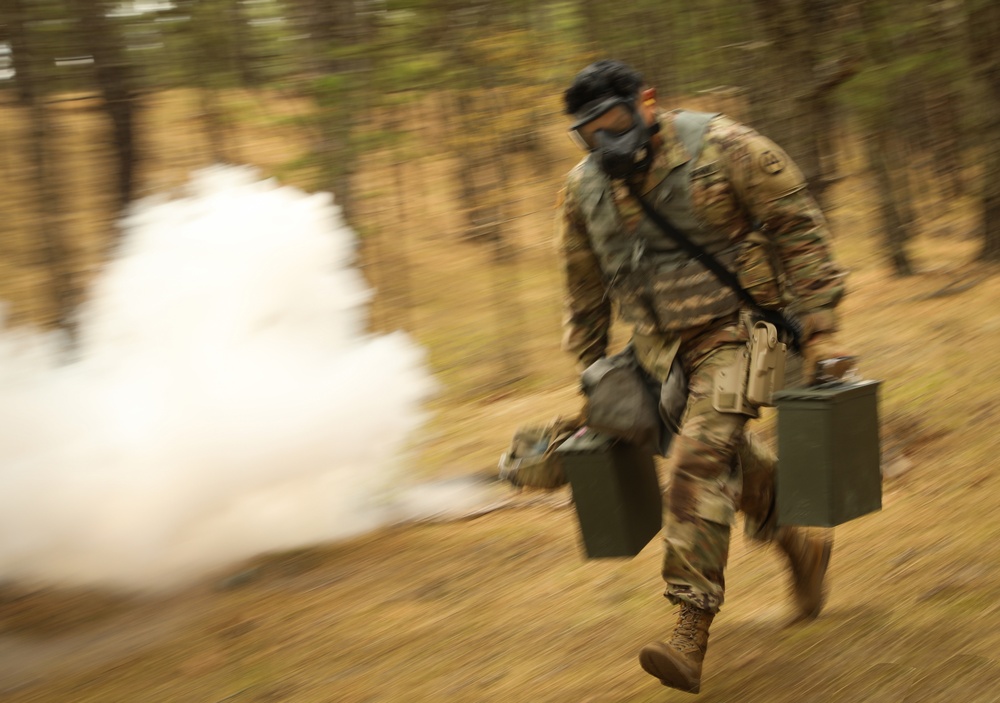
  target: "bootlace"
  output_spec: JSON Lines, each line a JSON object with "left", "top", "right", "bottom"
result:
{"left": 669, "top": 605, "right": 704, "bottom": 654}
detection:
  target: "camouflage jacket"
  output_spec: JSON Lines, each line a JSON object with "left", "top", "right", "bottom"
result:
{"left": 557, "top": 110, "right": 847, "bottom": 372}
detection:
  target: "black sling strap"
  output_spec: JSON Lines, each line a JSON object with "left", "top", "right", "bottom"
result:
{"left": 626, "top": 182, "right": 802, "bottom": 351}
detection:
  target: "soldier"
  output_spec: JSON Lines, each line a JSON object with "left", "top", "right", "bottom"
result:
{"left": 558, "top": 60, "right": 850, "bottom": 693}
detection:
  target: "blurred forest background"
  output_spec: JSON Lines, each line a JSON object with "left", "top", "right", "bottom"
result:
{"left": 6, "top": 5, "right": 1000, "bottom": 702}
{"left": 2, "top": 0, "right": 999, "bottom": 385}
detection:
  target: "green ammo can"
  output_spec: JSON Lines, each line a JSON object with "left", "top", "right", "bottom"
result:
{"left": 556, "top": 428, "right": 662, "bottom": 558}
{"left": 773, "top": 379, "right": 883, "bottom": 527}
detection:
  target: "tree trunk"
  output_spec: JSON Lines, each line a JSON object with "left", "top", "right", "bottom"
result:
{"left": 75, "top": 0, "right": 140, "bottom": 213}
{"left": 868, "top": 132, "right": 914, "bottom": 276}
{"left": 390, "top": 108, "right": 413, "bottom": 330}
{"left": 4, "top": 5, "right": 32, "bottom": 106}
{"left": 979, "top": 117, "right": 1000, "bottom": 262}
{"left": 445, "top": 8, "right": 503, "bottom": 244}
{"left": 751, "top": 2, "right": 818, "bottom": 184}
{"left": 923, "top": 1, "right": 964, "bottom": 198}
{"left": 485, "top": 90, "right": 523, "bottom": 386}
{"left": 8, "top": 0, "right": 78, "bottom": 335}
{"left": 199, "top": 87, "right": 229, "bottom": 163}
{"left": 968, "top": 0, "right": 1000, "bottom": 261}
{"left": 229, "top": 0, "right": 260, "bottom": 88}
{"left": 751, "top": 0, "right": 857, "bottom": 208}
{"left": 300, "top": 0, "right": 366, "bottom": 228}
{"left": 580, "top": 0, "right": 602, "bottom": 52}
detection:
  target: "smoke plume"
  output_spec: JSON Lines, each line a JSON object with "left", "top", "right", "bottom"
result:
{"left": 0, "top": 167, "right": 435, "bottom": 590}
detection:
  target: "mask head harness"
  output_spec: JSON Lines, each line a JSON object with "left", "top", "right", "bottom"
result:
{"left": 569, "top": 94, "right": 661, "bottom": 181}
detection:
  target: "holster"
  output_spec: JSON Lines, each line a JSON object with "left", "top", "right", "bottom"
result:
{"left": 712, "top": 320, "right": 787, "bottom": 416}
{"left": 746, "top": 320, "right": 787, "bottom": 406}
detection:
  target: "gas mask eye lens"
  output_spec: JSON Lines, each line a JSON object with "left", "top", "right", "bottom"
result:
{"left": 568, "top": 129, "right": 592, "bottom": 151}
{"left": 569, "top": 100, "right": 634, "bottom": 151}
{"left": 571, "top": 98, "right": 656, "bottom": 179}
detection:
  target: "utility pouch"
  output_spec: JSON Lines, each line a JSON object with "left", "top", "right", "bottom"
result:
{"left": 581, "top": 345, "right": 661, "bottom": 450}
{"left": 712, "top": 344, "right": 756, "bottom": 417}
{"left": 659, "top": 358, "right": 687, "bottom": 436}
{"left": 746, "top": 321, "right": 787, "bottom": 407}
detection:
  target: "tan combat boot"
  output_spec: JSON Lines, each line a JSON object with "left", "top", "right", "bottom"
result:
{"left": 638, "top": 602, "right": 715, "bottom": 693}
{"left": 776, "top": 526, "right": 833, "bottom": 621}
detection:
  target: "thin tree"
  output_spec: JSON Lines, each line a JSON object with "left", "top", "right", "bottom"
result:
{"left": 867, "top": 131, "right": 914, "bottom": 276}
{"left": 968, "top": 0, "right": 1000, "bottom": 262}
{"left": 6, "top": 0, "right": 79, "bottom": 335}
{"left": 74, "top": 0, "right": 141, "bottom": 214}
{"left": 749, "top": 0, "right": 858, "bottom": 208}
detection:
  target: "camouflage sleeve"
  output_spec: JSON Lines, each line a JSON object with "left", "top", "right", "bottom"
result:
{"left": 557, "top": 183, "right": 611, "bottom": 369}
{"left": 725, "top": 130, "right": 847, "bottom": 338}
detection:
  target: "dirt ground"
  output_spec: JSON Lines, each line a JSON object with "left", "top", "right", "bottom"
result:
{"left": 2, "top": 92, "right": 1000, "bottom": 702}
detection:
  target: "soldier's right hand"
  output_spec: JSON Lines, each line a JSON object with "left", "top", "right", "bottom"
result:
{"left": 801, "top": 332, "right": 857, "bottom": 385}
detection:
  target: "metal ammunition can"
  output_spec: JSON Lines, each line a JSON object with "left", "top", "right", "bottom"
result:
{"left": 773, "top": 380, "right": 882, "bottom": 527}
{"left": 556, "top": 429, "right": 662, "bottom": 558}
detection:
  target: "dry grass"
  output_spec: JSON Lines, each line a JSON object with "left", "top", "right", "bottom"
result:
{"left": 2, "top": 91, "right": 1000, "bottom": 702}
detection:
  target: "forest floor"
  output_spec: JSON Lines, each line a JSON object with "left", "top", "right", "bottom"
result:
{"left": 2, "top": 90, "right": 1000, "bottom": 702}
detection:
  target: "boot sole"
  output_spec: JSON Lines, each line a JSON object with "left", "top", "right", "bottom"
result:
{"left": 639, "top": 643, "right": 701, "bottom": 693}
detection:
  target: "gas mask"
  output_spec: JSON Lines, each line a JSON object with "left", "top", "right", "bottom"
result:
{"left": 569, "top": 96, "right": 661, "bottom": 181}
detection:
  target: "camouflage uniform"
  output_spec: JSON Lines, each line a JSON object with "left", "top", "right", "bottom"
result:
{"left": 558, "top": 111, "right": 846, "bottom": 613}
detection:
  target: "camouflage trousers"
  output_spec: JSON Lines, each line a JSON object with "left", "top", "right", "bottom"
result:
{"left": 660, "top": 341, "right": 779, "bottom": 614}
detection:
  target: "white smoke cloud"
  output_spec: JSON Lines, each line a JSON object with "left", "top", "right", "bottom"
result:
{"left": 0, "top": 167, "right": 436, "bottom": 590}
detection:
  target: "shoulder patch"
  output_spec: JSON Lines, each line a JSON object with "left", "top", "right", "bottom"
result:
{"left": 741, "top": 133, "right": 806, "bottom": 199}
{"left": 758, "top": 150, "right": 785, "bottom": 175}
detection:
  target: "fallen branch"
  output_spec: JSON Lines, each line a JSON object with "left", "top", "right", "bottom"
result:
{"left": 914, "top": 275, "right": 989, "bottom": 301}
